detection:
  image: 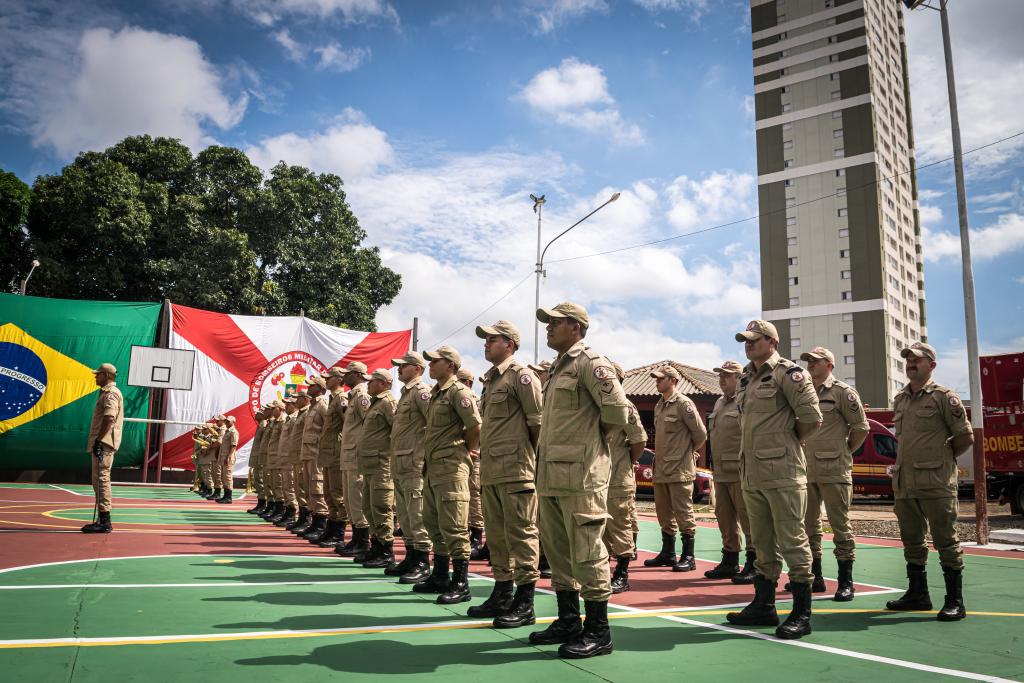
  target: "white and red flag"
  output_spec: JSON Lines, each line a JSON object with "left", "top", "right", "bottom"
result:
{"left": 161, "top": 303, "right": 411, "bottom": 474}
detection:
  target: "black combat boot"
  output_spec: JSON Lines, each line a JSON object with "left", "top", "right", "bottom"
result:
{"left": 494, "top": 583, "right": 536, "bottom": 629}
{"left": 286, "top": 508, "right": 308, "bottom": 531}
{"left": 834, "top": 560, "right": 855, "bottom": 602}
{"left": 539, "top": 553, "right": 552, "bottom": 579}
{"left": 299, "top": 514, "right": 324, "bottom": 539}
{"left": 610, "top": 556, "right": 631, "bottom": 594}
{"left": 246, "top": 498, "right": 265, "bottom": 514}
{"left": 273, "top": 505, "right": 296, "bottom": 527}
{"left": 886, "top": 563, "right": 932, "bottom": 611}
{"left": 412, "top": 554, "right": 451, "bottom": 594}
{"left": 363, "top": 540, "right": 394, "bottom": 569}
{"left": 937, "top": 566, "right": 966, "bottom": 621}
{"left": 437, "top": 559, "right": 472, "bottom": 604}
{"left": 268, "top": 503, "right": 288, "bottom": 523}
{"left": 467, "top": 580, "right": 513, "bottom": 618}
{"left": 776, "top": 582, "right": 812, "bottom": 639}
{"left": 785, "top": 556, "right": 826, "bottom": 593}
{"left": 529, "top": 591, "right": 583, "bottom": 645}
{"left": 469, "top": 527, "right": 485, "bottom": 558}
{"left": 303, "top": 516, "right": 329, "bottom": 542}
{"left": 317, "top": 521, "right": 346, "bottom": 547}
{"left": 295, "top": 510, "right": 317, "bottom": 535}
{"left": 399, "top": 548, "right": 432, "bottom": 585}
{"left": 336, "top": 526, "right": 369, "bottom": 557}
{"left": 631, "top": 532, "right": 638, "bottom": 560}
{"left": 726, "top": 575, "right": 780, "bottom": 626}
{"left": 81, "top": 510, "right": 113, "bottom": 533}
{"left": 206, "top": 488, "right": 222, "bottom": 500}
{"left": 704, "top": 550, "right": 740, "bottom": 579}
{"left": 385, "top": 544, "right": 414, "bottom": 576}
{"left": 732, "top": 550, "right": 757, "bottom": 585}
{"left": 558, "top": 600, "right": 612, "bottom": 659}
{"left": 673, "top": 533, "right": 696, "bottom": 572}
{"left": 645, "top": 532, "right": 677, "bottom": 567}
{"left": 351, "top": 529, "right": 375, "bottom": 561}
{"left": 259, "top": 502, "right": 280, "bottom": 520}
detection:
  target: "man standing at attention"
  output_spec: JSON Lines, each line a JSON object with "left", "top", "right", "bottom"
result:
{"left": 81, "top": 363, "right": 123, "bottom": 533}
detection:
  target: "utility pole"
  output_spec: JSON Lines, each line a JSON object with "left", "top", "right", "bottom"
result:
{"left": 531, "top": 194, "right": 545, "bottom": 363}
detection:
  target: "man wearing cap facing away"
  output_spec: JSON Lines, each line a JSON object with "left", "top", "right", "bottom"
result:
{"left": 260, "top": 402, "right": 287, "bottom": 521}
{"left": 457, "top": 367, "right": 488, "bottom": 561}
{"left": 796, "top": 346, "right": 868, "bottom": 601}
{"left": 295, "top": 378, "right": 330, "bottom": 537}
{"left": 413, "top": 345, "right": 481, "bottom": 605}
{"left": 385, "top": 352, "right": 434, "bottom": 583}
{"left": 81, "top": 363, "right": 123, "bottom": 533}
{"left": 645, "top": 364, "right": 707, "bottom": 573}
{"left": 726, "top": 320, "right": 821, "bottom": 640}
{"left": 466, "top": 320, "right": 543, "bottom": 628}
{"left": 336, "top": 362, "right": 373, "bottom": 557}
{"left": 309, "top": 367, "right": 350, "bottom": 546}
{"left": 356, "top": 369, "right": 399, "bottom": 567}
{"left": 705, "top": 361, "right": 756, "bottom": 583}
{"left": 530, "top": 302, "right": 629, "bottom": 659}
{"left": 885, "top": 341, "right": 972, "bottom": 621}
{"left": 215, "top": 415, "right": 239, "bottom": 504}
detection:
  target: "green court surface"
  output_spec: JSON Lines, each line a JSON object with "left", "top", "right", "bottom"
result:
{"left": 1, "top": 482, "right": 1022, "bottom": 682}
{"left": 46, "top": 507, "right": 263, "bottom": 525}
{"left": 0, "top": 483, "right": 224, "bottom": 500}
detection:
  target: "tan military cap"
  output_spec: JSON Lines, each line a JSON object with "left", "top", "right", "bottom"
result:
{"left": 391, "top": 351, "right": 427, "bottom": 368}
{"left": 282, "top": 395, "right": 297, "bottom": 403}
{"left": 527, "top": 360, "right": 552, "bottom": 373}
{"left": 650, "top": 366, "right": 682, "bottom": 381}
{"left": 900, "top": 341, "right": 936, "bottom": 361}
{"left": 270, "top": 400, "right": 285, "bottom": 409}
{"left": 423, "top": 345, "right": 462, "bottom": 367}
{"left": 611, "top": 361, "right": 626, "bottom": 382}
{"left": 736, "top": 319, "right": 779, "bottom": 342}
{"left": 343, "top": 361, "right": 372, "bottom": 380}
{"left": 308, "top": 375, "right": 327, "bottom": 389}
{"left": 456, "top": 367, "right": 474, "bottom": 382}
{"left": 370, "top": 368, "right": 394, "bottom": 383}
{"left": 537, "top": 302, "right": 590, "bottom": 328}
{"left": 93, "top": 362, "right": 117, "bottom": 376}
{"left": 713, "top": 360, "right": 744, "bottom": 375}
{"left": 227, "top": 415, "right": 237, "bottom": 424}
{"left": 475, "top": 320, "right": 522, "bottom": 346}
{"left": 324, "top": 366, "right": 346, "bottom": 378}
{"left": 800, "top": 346, "right": 836, "bottom": 365}
{"left": 293, "top": 388, "right": 309, "bottom": 398}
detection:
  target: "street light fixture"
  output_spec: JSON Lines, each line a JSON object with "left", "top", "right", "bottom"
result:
{"left": 19, "top": 259, "right": 40, "bottom": 296}
{"left": 532, "top": 192, "right": 621, "bottom": 362}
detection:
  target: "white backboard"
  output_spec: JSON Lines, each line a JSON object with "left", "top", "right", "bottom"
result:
{"left": 128, "top": 346, "right": 195, "bottom": 390}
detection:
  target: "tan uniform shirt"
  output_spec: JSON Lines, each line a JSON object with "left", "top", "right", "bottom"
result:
{"left": 87, "top": 381, "right": 124, "bottom": 451}
{"left": 653, "top": 389, "right": 707, "bottom": 483}
{"left": 892, "top": 380, "right": 972, "bottom": 499}
{"left": 340, "top": 383, "right": 370, "bottom": 471}
{"left": 319, "top": 388, "right": 348, "bottom": 461}
{"left": 391, "top": 377, "right": 432, "bottom": 482}
{"left": 424, "top": 375, "right": 481, "bottom": 484}
{"left": 737, "top": 350, "right": 822, "bottom": 491}
{"left": 273, "top": 414, "right": 293, "bottom": 467}
{"left": 607, "top": 401, "right": 647, "bottom": 495}
{"left": 286, "top": 407, "right": 308, "bottom": 463}
{"left": 218, "top": 426, "right": 239, "bottom": 458}
{"left": 302, "top": 395, "right": 328, "bottom": 461}
{"left": 358, "top": 390, "right": 397, "bottom": 476}
{"left": 804, "top": 375, "right": 868, "bottom": 484}
{"left": 708, "top": 393, "right": 742, "bottom": 484}
{"left": 251, "top": 421, "right": 266, "bottom": 466}
{"left": 537, "top": 341, "right": 630, "bottom": 496}
{"left": 480, "top": 356, "right": 543, "bottom": 486}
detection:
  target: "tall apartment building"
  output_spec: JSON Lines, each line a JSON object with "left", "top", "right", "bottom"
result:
{"left": 750, "top": 0, "right": 926, "bottom": 408}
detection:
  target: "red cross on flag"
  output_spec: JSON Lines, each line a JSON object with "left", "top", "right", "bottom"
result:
{"left": 161, "top": 303, "right": 411, "bottom": 473}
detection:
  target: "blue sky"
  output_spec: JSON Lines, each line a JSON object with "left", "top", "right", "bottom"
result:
{"left": 1, "top": 0, "right": 1022, "bottom": 397}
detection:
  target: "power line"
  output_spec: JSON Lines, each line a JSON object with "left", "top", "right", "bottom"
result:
{"left": 427, "top": 270, "right": 535, "bottom": 348}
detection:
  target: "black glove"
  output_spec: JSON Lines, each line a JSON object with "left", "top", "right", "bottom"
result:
{"left": 92, "top": 440, "right": 105, "bottom": 459}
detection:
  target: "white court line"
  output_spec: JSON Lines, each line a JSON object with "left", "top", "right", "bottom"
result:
{"left": 0, "top": 579, "right": 396, "bottom": 590}
{"left": 46, "top": 484, "right": 87, "bottom": 497}
{"left": 0, "top": 553, "right": 344, "bottom": 575}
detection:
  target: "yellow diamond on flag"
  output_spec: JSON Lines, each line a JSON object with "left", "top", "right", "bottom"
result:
{"left": 0, "top": 323, "right": 98, "bottom": 435}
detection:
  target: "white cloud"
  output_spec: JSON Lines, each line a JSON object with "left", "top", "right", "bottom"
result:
{"left": 272, "top": 28, "right": 306, "bottom": 61}
{"left": 632, "top": 0, "right": 711, "bottom": 22}
{"left": 741, "top": 94, "right": 754, "bottom": 120}
{"left": 518, "top": 58, "right": 645, "bottom": 146}
{"left": 665, "top": 170, "right": 756, "bottom": 232}
{"left": 918, "top": 188, "right": 944, "bottom": 201}
{"left": 30, "top": 26, "right": 246, "bottom": 156}
{"left": 526, "top": 0, "right": 608, "bottom": 34}
{"left": 923, "top": 212, "right": 1024, "bottom": 262}
{"left": 245, "top": 108, "right": 394, "bottom": 178}
{"left": 233, "top": 0, "right": 399, "bottom": 26}
{"left": 315, "top": 42, "right": 371, "bottom": 72}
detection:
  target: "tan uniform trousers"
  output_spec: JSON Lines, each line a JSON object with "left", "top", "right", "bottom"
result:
{"left": 653, "top": 481, "right": 696, "bottom": 536}
{"left": 423, "top": 477, "right": 471, "bottom": 560}
{"left": 469, "top": 454, "right": 484, "bottom": 529}
{"left": 271, "top": 468, "right": 284, "bottom": 502}
{"left": 200, "top": 463, "right": 214, "bottom": 488}
{"left": 395, "top": 477, "right": 431, "bottom": 552}
{"left": 714, "top": 480, "right": 752, "bottom": 553}
{"left": 603, "top": 491, "right": 636, "bottom": 559}
{"left": 342, "top": 470, "right": 367, "bottom": 528}
{"left": 281, "top": 466, "right": 296, "bottom": 507}
{"left": 361, "top": 473, "right": 395, "bottom": 542}
{"left": 323, "top": 466, "right": 348, "bottom": 523}
{"left": 894, "top": 496, "right": 963, "bottom": 570}
{"left": 219, "top": 454, "right": 235, "bottom": 491}
{"left": 744, "top": 486, "right": 812, "bottom": 583}
{"left": 482, "top": 483, "right": 540, "bottom": 585}
{"left": 292, "top": 463, "right": 307, "bottom": 509}
{"left": 250, "top": 465, "right": 263, "bottom": 497}
{"left": 805, "top": 482, "right": 854, "bottom": 561}
{"left": 539, "top": 492, "right": 611, "bottom": 602}
{"left": 305, "top": 460, "right": 328, "bottom": 516}
{"left": 92, "top": 447, "right": 115, "bottom": 513}
{"left": 212, "top": 457, "right": 225, "bottom": 490}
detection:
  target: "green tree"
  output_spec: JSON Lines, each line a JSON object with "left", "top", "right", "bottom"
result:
{"left": 0, "top": 169, "right": 33, "bottom": 292}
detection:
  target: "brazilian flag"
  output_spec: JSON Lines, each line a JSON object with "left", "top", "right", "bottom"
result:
{"left": 0, "top": 293, "right": 160, "bottom": 470}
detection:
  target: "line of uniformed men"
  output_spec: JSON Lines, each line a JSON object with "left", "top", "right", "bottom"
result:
{"left": 191, "top": 414, "right": 239, "bottom": 504}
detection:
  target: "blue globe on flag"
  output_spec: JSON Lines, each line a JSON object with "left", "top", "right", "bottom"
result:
{"left": 0, "top": 342, "right": 47, "bottom": 420}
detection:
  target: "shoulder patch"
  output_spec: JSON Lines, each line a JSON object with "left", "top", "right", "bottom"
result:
{"left": 460, "top": 397, "right": 472, "bottom": 409}
{"left": 359, "top": 397, "right": 370, "bottom": 408}
{"left": 684, "top": 403, "right": 694, "bottom": 414}
{"left": 519, "top": 373, "right": 533, "bottom": 385}
{"left": 420, "top": 391, "right": 431, "bottom": 401}
{"left": 847, "top": 390, "right": 859, "bottom": 403}
{"left": 790, "top": 370, "right": 805, "bottom": 383}
{"left": 948, "top": 395, "right": 961, "bottom": 407}
{"left": 593, "top": 365, "right": 613, "bottom": 380}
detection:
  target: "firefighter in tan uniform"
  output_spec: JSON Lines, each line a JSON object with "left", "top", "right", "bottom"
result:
{"left": 204, "top": 417, "right": 226, "bottom": 500}
{"left": 272, "top": 397, "right": 301, "bottom": 526}
{"left": 466, "top": 320, "right": 543, "bottom": 628}
{"left": 885, "top": 342, "right": 972, "bottom": 622}
{"left": 798, "top": 346, "right": 868, "bottom": 601}
{"left": 260, "top": 402, "right": 287, "bottom": 521}
{"left": 529, "top": 302, "right": 629, "bottom": 659}
{"left": 705, "top": 360, "right": 755, "bottom": 583}
{"left": 194, "top": 422, "right": 217, "bottom": 497}
{"left": 527, "top": 360, "right": 552, "bottom": 385}
{"left": 644, "top": 365, "right": 707, "bottom": 573}
{"left": 215, "top": 415, "right": 239, "bottom": 504}
{"left": 295, "top": 378, "right": 329, "bottom": 538}
{"left": 336, "top": 362, "right": 372, "bottom": 557}
{"left": 385, "top": 352, "right": 433, "bottom": 584}
{"left": 457, "top": 367, "right": 488, "bottom": 561}
{"left": 528, "top": 360, "right": 555, "bottom": 578}
{"left": 309, "top": 368, "right": 349, "bottom": 547}
{"left": 246, "top": 407, "right": 270, "bottom": 515}
{"left": 726, "top": 320, "right": 821, "bottom": 640}
{"left": 287, "top": 391, "right": 311, "bottom": 529}
{"left": 82, "top": 362, "right": 123, "bottom": 533}
{"left": 357, "top": 368, "right": 399, "bottom": 567}
{"left": 412, "top": 345, "right": 481, "bottom": 605}
{"left": 604, "top": 362, "right": 647, "bottom": 594}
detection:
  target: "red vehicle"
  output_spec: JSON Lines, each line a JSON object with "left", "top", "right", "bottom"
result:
{"left": 851, "top": 419, "right": 899, "bottom": 497}
{"left": 634, "top": 449, "right": 713, "bottom": 502}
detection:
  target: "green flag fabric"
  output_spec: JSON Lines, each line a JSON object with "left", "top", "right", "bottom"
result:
{"left": 0, "top": 293, "right": 161, "bottom": 470}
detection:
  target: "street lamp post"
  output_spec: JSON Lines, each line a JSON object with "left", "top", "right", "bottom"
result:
{"left": 19, "top": 259, "right": 40, "bottom": 296}
{"left": 532, "top": 192, "right": 621, "bottom": 363}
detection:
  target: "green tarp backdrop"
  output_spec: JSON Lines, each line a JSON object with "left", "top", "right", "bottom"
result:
{"left": 0, "top": 293, "right": 161, "bottom": 470}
